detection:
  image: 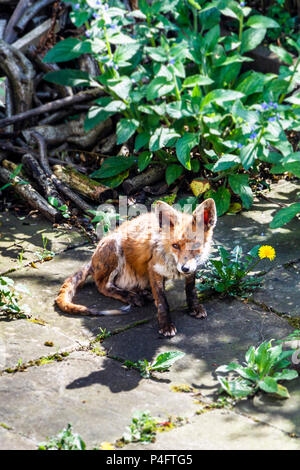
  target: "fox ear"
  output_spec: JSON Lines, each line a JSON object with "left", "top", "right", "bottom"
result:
{"left": 155, "top": 201, "right": 178, "bottom": 230}
{"left": 193, "top": 198, "right": 217, "bottom": 231}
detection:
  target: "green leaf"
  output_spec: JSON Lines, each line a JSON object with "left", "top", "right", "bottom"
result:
{"left": 43, "top": 38, "right": 91, "bottom": 63}
{"left": 183, "top": 75, "right": 214, "bottom": 88}
{"left": 176, "top": 133, "right": 199, "bottom": 170}
{"left": 135, "top": 133, "right": 150, "bottom": 152}
{"left": 258, "top": 376, "right": 278, "bottom": 394}
{"left": 246, "top": 15, "right": 280, "bottom": 29}
{"left": 114, "top": 43, "right": 141, "bottom": 63}
{"left": 138, "top": 151, "right": 153, "bottom": 171}
{"left": 107, "top": 77, "right": 132, "bottom": 101}
{"left": 90, "top": 156, "right": 135, "bottom": 179}
{"left": 146, "top": 77, "right": 175, "bottom": 100}
{"left": 212, "top": 154, "right": 240, "bottom": 172}
{"left": 44, "top": 69, "right": 98, "bottom": 88}
{"left": 273, "top": 369, "right": 298, "bottom": 381}
{"left": 218, "top": 377, "right": 253, "bottom": 398}
{"left": 149, "top": 128, "right": 180, "bottom": 151}
{"left": 200, "top": 89, "right": 244, "bottom": 109}
{"left": 99, "top": 170, "right": 129, "bottom": 189}
{"left": 239, "top": 143, "right": 258, "bottom": 170}
{"left": 116, "top": 119, "right": 139, "bottom": 145}
{"left": 269, "top": 45, "right": 294, "bottom": 65}
{"left": 166, "top": 164, "right": 184, "bottom": 186}
{"left": 151, "top": 351, "right": 185, "bottom": 371}
{"left": 228, "top": 174, "right": 253, "bottom": 209}
{"left": 214, "top": 187, "right": 231, "bottom": 216}
{"left": 269, "top": 203, "right": 300, "bottom": 229}
{"left": 241, "top": 28, "right": 266, "bottom": 54}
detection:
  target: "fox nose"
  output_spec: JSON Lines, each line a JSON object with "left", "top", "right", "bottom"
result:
{"left": 181, "top": 265, "right": 190, "bottom": 273}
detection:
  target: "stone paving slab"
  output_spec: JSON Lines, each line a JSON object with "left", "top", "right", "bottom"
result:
{"left": 252, "top": 262, "right": 300, "bottom": 317}
{"left": 103, "top": 298, "right": 296, "bottom": 400}
{"left": 237, "top": 380, "right": 300, "bottom": 437}
{"left": 127, "top": 410, "right": 300, "bottom": 450}
{"left": 215, "top": 179, "right": 300, "bottom": 268}
{"left": 0, "top": 212, "right": 87, "bottom": 273}
{"left": 0, "top": 351, "right": 199, "bottom": 449}
{"left": 1, "top": 318, "right": 80, "bottom": 370}
{"left": 0, "top": 426, "right": 36, "bottom": 450}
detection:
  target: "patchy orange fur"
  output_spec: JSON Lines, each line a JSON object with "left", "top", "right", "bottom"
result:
{"left": 55, "top": 199, "right": 217, "bottom": 335}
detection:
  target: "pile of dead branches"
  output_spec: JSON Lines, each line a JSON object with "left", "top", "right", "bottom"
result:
{"left": 0, "top": 0, "right": 156, "bottom": 224}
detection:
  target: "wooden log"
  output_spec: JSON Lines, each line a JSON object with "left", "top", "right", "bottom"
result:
{"left": 23, "top": 116, "right": 112, "bottom": 147}
{"left": 0, "top": 166, "right": 59, "bottom": 223}
{"left": 123, "top": 166, "right": 165, "bottom": 195}
{"left": 22, "top": 153, "right": 65, "bottom": 206}
{"left": 53, "top": 164, "right": 116, "bottom": 202}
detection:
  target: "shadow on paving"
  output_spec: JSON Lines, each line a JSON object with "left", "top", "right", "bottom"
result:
{"left": 0, "top": 212, "right": 86, "bottom": 272}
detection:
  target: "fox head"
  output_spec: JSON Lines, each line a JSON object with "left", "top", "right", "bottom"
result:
{"left": 155, "top": 198, "right": 217, "bottom": 275}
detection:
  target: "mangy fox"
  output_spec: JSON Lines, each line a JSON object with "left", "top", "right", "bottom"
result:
{"left": 56, "top": 198, "right": 217, "bottom": 336}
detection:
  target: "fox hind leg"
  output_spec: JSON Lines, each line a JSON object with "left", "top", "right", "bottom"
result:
{"left": 92, "top": 238, "right": 144, "bottom": 307}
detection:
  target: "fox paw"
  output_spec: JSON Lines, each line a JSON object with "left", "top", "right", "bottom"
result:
{"left": 159, "top": 323, "right": 177, "bottom": 337}
{"left": 189, "top": 304, "right": 207, "bottom": 319}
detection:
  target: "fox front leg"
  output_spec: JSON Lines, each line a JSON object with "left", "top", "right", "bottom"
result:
{"left": 148, "top": 264, "right": 177, "bottom": 337}
{"left": 185, "top": 274, "right": 207, "bottom": 319}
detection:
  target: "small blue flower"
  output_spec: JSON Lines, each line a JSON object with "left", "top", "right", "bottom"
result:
{"left": 113, "top": 64, "right": 119, "bottom": 71}
{"left": 93, "top": 12, "right": 100, "bottom": 19}
{"left": 96, "top": 0, "right": 102, "bottom": 5}
{"left": 169, "top": 59, "right": 175, "bottom": 65}
{"left": 104, "top": 3, "right": 109, "bottom": 10}
{"left": 109, "top": 24, "right": 117, "bottom": 30}
{"left": 237, "top": 143, "right": 243, "bottom": 148}
{"left": 85, "top": 30, "right": 91, "bottom": 37}
{"left": 268, "top": 116, "right": 276, "bottom": 122}
{"left": 240, "top": 1, "right": 246, "bottom": 6}
{"left": 107, "top": 60, "right": 114, "bottom": 68}
{"left": 273, "top": 103, "right": 278, "bottom": 109}
{"left": 249, "top": 132, "right": 258, "bottom": 139}
{"left": 74, "top": 3, "right": 80, "bottom": 9}
{"left": 261, "top": 102, "right": 269, "bottom": 110}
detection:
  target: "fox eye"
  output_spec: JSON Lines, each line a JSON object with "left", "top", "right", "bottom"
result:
{"left": 172, "top": 243, "right": 180, "bottom": 250}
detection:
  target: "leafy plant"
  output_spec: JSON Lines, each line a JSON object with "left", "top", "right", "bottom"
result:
{"left": 34, "top": 235, "right": 55, "bottom": 261}
{"left": 38, "top": 424, "right": 86, "bottom": 450}
{"left": 0, "top": 275, "right": 30, "bottom": 316}
{"left": 197, "top": 244, "right": 275, "bottom": 297}
{"left": 216, "top": 338, "right": 299, "bottom": 399}
{"left": 48, "top": 196, "right": 70, "bottom": 219}
{"left": 124, "top": 351, "right": 185, "bottom": 378}
{"left": 122, "top": 411, "right": 158, "bottom": 444}
{"left": 42, "top": 0, "right": 300, "bottom": 215}
{"left": 0, "top": 164, "right": 28, "bottom": 191}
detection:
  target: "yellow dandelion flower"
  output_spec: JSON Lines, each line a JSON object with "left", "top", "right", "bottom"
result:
{"left": 258, "top": 245, "right": 276, "bottom": 261}
{"left": 100, "top": 441, "right": 115, "bottom": 450}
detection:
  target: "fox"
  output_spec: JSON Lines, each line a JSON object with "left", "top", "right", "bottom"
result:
{"left": 56, "top": 198, "right": 217, "bottom": 337}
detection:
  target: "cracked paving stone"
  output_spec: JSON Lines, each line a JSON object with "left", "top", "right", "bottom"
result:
{"left": 0, "top": 212, "right": 87, "bottom": 274}
{"left": 126, "top": 410, "right": 300, "bottom": 450}
{"left": 0, "top": 319, "right": 80, "bottom": 370}
{"left": 215, "top": 179, "right": 300, "bottom": 268}
{"left": 103, "top": 298, "right": 298, "bottom": 400}
{"left": 251, "top": 262, "right": 300, "bottom": 318}
{"left": 0, "top": 426, "right": 36, "bottom": 450}
{"left": 0, "top": 351, "right": 199, "bottom": 449}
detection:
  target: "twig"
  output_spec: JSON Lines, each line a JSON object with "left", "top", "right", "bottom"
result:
{"left": 0, "top": 88, "right": 103, "bottom": 129}
{"left": 31, "top": 131, "right": 94, "bottom": 214}
{"left": 0, "top": 166, "right": 59, "bottom": 223}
